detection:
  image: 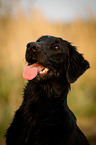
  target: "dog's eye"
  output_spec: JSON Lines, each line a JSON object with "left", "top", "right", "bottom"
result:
{"left": 54, "top": 45, "right": 60, "bottom": 50}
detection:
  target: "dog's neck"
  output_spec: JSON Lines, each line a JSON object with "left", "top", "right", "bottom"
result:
{"left": 23, "top": 77, "right": 76, "bottom": 130}
{"left": 23, "top": 76, "right": 71, "bottom": 125}
{"left": 24, "top": 75, "right": 70, "bottom": 107}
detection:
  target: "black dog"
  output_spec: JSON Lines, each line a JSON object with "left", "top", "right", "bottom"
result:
{"left": 6, "top": 35, "right": 90, "bottom": 145}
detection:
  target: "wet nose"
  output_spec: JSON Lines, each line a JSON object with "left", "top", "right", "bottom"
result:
{"left": 27, "top": 42, "right": 39, "bottom": 52}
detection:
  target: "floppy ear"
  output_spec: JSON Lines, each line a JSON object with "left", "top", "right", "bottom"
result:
{"left": 67, "top": 43, "right": 90, "bottom": 83}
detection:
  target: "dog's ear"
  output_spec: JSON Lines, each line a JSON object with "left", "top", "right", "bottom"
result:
{"left": 67, "top": 43, "right": 90, "bottom": 83}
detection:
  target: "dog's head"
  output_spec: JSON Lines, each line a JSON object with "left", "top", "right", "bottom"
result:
{"left": 23, "top": 35, "right": 89, "bottom": 83}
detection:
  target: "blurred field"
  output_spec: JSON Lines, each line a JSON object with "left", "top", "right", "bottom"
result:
{"left": 0, "top": 10, "right": 96, "bottom": 144}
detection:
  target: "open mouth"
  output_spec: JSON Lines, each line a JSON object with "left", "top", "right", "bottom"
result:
{"left": 23, "top": 62, "right": 50, "bottom": 80}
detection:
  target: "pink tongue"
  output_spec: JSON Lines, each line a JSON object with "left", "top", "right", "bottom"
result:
{"left": 23, "top": 63, "right": 44, "bottom": 80}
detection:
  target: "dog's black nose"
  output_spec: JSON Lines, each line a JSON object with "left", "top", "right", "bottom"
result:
{"left": 27, "top": 42, "right": 39, "bottom": 52}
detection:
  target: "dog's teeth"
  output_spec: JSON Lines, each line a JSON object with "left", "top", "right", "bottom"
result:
{"left": 39, "top": 68, "right": 49, "bottom": 74}
{"left": 44, "top": 68, "right": 49, "bottom": 72}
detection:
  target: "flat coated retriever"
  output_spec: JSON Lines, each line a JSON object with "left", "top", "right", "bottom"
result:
{"left": 6, "top": 35, "right": 90, "bottom": 145}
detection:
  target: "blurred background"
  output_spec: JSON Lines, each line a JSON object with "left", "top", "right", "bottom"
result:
{"left": 0, "top": 0, "right": 96, "bottom": 144}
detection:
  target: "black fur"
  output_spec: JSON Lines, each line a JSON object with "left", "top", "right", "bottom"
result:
{"left": 6, "top": 35, "right": 90, "bottom": 145}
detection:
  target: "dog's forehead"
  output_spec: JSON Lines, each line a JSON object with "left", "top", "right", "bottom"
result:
{"left": 37, "top": 35, "right": 63, "bottom": 43}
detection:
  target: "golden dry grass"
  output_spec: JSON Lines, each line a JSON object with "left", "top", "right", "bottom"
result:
{"left": 0, "top": 11, "right": 96, "bottom": 143}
